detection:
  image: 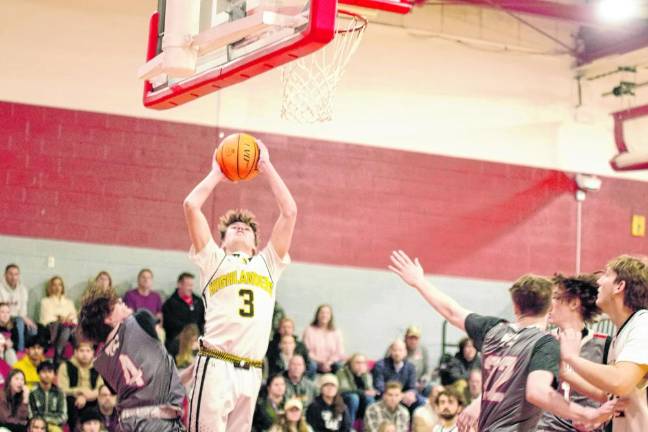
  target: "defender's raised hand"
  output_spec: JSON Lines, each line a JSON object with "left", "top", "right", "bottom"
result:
{"left": 389, "top": 250, "right": 425, "bottom": 288}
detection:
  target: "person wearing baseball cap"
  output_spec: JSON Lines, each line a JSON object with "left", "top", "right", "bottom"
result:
{"left": 404, "top": 326, "right": 432, "bottom": 396}
{"left": 305, "top": 374, "right": 351, "bottom": 431}
{"left": 269, "top": 398, "right": 312, "bottom": 432}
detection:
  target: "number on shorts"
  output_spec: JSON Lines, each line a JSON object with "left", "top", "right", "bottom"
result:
{"left": 238, "top": 289, "right": 255, "bottom": 317}
{"left": 119, "top": 354, "right": 145, "bottom": 387}
{"left": 482, "top": 355, "right": 517, "bottom": 402}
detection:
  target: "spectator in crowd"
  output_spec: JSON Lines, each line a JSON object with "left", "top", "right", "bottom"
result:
{"left": 0, "top": 369, "right": 30, "bottom": 432}
{"left": 26, "top": 417, "right": 48, "bottom": 432}
{"left": 372, "top": 340, "right": 423, "bottom": 412}
{"left": 0, "top": 303, "right": 20, "bottom": 357}
{"left": 284, "top": 355, "right": 318, "bottom": 407}
{"left": 28, "top": 360, "right": 67, "bottom": 432}
{"left": 57, "top": 340, "right": 103, "bottom": 430}
{"left": 268, "top": 334, "right": 297, "bottom": 377}
{"left": 253, "top": 374, "right": 287, "bottom": 432}
{"left": 465, "top": 369, "right": 481, "bottom": 405}
{"left": 303, "top": 305, "right": 345, "bottom": 374}
{"left": 174, "top": 324, "right": 199, "bottom": 371}
{"left": 336, "top": 353, "right": 376, "bottom": 426}
{"left": 432, "top": 389, "right": 463, "bottom": 432}
{"left": 96, "top": 385, "right": 117, "bottom": 432}
{"left": 438, "top": 338, "right": 480, "bottom": 397}
{"left": 78, "top": 409, "right": 102, "bottom": 432}
{"left": 364, "top": 381, "right": 409, "bottom": 432}
{"left": 412, "top": 384, "right": 444, "bottom": 432}
{"left": 13, "top": 335, "right": 47, "bottom": 389}
{"left": 403, "top": 326, "right": 431, "bottom": 395}
{"left": 271, "top": 303, "right": 286, "bottom": 339}
{"left": 39, "top": 276, "right": 77, "bottom": 364}
{"left": 0, "top": 333, "right": 17, "bottom": 369}
{"left": 306, "top": 374, "right": 351, "bottom": 432}
{"left": 267, "top": 318, "right": 313, "bottom": 378}
{"left": 268, "top": 397, "right": 313, "bottom": 432}
{"left": 122, "top": 269, "right": 162, "bottom": 322}
{"left": 161, "top": 273, "right": 204, "bottom": 355}
{"left": 94, "top": 272, "right": 112, "bottom": 290}
{"left": 1, "top": 264, "right": 37, "bottom": 352}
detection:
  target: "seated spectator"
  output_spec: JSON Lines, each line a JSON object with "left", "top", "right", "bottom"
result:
{"left": 0, "top": 303, "right": 20, "bottom": 356}
{"left": 403, "top": 326, "right": 431, "bottom": 395}
{"left": 26, "top": 417, "right": 48, "bottom": 432}
{"left": 363, "top": 381, "right": 409, "bottom": 432}
{"left": 372, "top": 340, "right": 424, "bottom": 412}
{"left": 306, "top": 374, "right": 350, "bottom": 432}
{"left": 13, "top": 335, "right": 47, "bottom": 389}
{"left": 122, "top": 269, "right": 162, "bottom": 322}
{"left": 283, "top": 355, "right": 318, "bottom": 406}
{"left": 174, "top": 324, "right": 199, "bottom": 371}
{"left": 268, "top": 397, "right": 313, "bottom": 432}
{"left": 438, "top": 338, "right": 480, "bottom": 397}
{"left": 0, "top": 370, "right": 29, "bottom": 432}
{"left": 412, "top": 385, "right": 444, "bottom": 432}
{"left": 431, "top": 389, "right": 463, "bottom": 432}
{"left": 268, "top": 335, "right": 297, "bottom": 377}
{"left": 78, "top": 409, "right": 102, "bottom": 432}
{"left": 57, "top": 341, "right": 103, "bottom": 430}
{"left": 271, "top": 303, "right": 286, "bottom": 339}
{"left": 302, "top": 305, "right": 345, "bottom": 374}
{"left": 267, "top": 318, "right": 314, "bottom": 378}
{"left": 336, "top": 353, "right": 376, "bottom": 426}
{"left": 28, "top": 360, "right": 67, "bottom": 432}
{"left": 0, "top": 333, "right": 17, "bottom": 369}
{"left": 162, "top": 273, "right": 204, "bottom": 355}
{"left": 253, "top": 374, "right": 286, "bottom": 432}
{"left": 96, "top": 385, "right": 117, "bottom": 432}
{"left": 39, "top": 276, "right": 77, "bottom": 364}
{"left": 94, "top": 271, "right": 112, "bottom": 290}
{"left": 465, "top": 369, "right": 481, "bottom": 405}
{"left": 1, "top": 264, "right": 37, "bottom": 352}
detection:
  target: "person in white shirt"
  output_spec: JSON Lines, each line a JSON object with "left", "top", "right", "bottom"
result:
{"left": 560, "top": 255, "right": 648, "bottom": 432}
{"left": 1, "top": 264, "right": 37, "bottom": 351}
{"left": 182, "top": 138, "right": 297, "bottom": 432}
{"left": 431, "top": 388, "right": 463, "bottom": 432}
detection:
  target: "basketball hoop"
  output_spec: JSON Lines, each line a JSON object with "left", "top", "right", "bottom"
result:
{"left": 281, "top": 10, "right": 367, "bottom": 123}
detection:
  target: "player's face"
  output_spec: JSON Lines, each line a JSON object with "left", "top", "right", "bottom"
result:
{"left": 383, "top": 388, "right": 402, "bottom": 410}
{"left": 82, "top": 420, "right": 101, "bottom": 432}
{"left": 9, "top": 372, "right": 24, "bottom": 394}
{"left": 436, "top": 395, "right": 460, "bottom": 420}
{"left": 75, "top": 344, "right": 94, "bottom": 366}
{"left": 105, "top": 298, "right": 133, "bottom": 327}
{"left": 596, "top": 267, "right": 620, "bottom": 311}
{"left": 549, "top": 286, "right": 571, "bottom": 327}
{"left": 223, "top": 222, "right": 256, "bottom": 254}
{"left": 4, "top": 267, "right": 19, "bottom": 288}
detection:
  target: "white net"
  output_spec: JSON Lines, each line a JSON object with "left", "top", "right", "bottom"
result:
{"left": 281, "top": 10, "right": 367, "bottom": 123}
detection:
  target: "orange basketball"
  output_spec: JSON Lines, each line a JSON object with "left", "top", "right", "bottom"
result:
{"left": 215, "top": 133, "right": 260, "bottom": 181}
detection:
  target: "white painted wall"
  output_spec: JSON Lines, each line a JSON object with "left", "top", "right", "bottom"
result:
{"left": 3, "top": 0, "right": 648, "bottom": 181}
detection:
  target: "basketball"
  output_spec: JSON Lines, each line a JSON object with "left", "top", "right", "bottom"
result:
{"left": 215, "top": 133, "right": 260, "bottom": 181}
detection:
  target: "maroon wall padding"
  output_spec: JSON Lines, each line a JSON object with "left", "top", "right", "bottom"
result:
{"left": 1, "top": 101, "right": 646, "bottom": 280}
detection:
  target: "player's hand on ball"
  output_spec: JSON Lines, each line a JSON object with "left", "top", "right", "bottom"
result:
{"left": 389, "top": 250, "right": 425, "bottom": 288}
{"left": 212, "top": 146, "right": 225, "bottom": 179}
{"left": 257, "top": 139, "right": 270, "bottom": 171}
{"left": 559, "top": 328, "right": 582, "bottom": 362}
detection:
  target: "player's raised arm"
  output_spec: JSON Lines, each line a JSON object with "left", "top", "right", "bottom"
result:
{"left": 183, "top": 152, "right": 225, "bottom": 253}
{"left": 257, "top": 140, "right": 297, "bottom": 259}
{"left": 389, "top": 250, "right": 471, "bottom": 332}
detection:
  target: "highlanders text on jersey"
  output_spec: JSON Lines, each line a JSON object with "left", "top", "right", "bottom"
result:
{"left": 190, "top": 238, "right": 290, "bottom": 360}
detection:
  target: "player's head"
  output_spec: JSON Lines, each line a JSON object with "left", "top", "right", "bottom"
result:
{"left": 218, "top": 209, "right": 259, "bottom": 255}
{"left": 549, "top": 273, "right": 600, "bottom": 327}
{"left": 434, "top": 388, "right": 464, "bottom": 420}
{"left": 597, "top": 255, "right": 648, "bottom": 313}
{"left": 79, "top": 285, "right": 133, "bottom": 343}
{"left": 509, "top": 274, "right": 553, "bottom": 319}
{"left": 382, "top": 381, "right": 403, "bottom": 411}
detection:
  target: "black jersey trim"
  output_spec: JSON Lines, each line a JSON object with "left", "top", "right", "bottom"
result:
{"left": 188, "top": 356, "right": 203, "bottom": 431}
{"left": 194, "top": 356, "right": 210, "bottom": 432}
{"left": 615, "top": 310, "right": 641, "bottom": 338}
{"left": 202, "top": 254, "right": 228, "bottom": 304}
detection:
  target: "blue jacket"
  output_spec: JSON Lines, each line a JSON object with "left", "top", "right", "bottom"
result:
{"left": 372, "top": 357, "right": 417, "bottom": 395}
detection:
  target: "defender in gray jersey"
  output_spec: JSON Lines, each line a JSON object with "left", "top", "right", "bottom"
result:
{"left": 388, "top": 251, "right": 615, "bottom": 432}
{"left": 79, "top": 286, "right": 185, "bottom": 432}
{"left": 537, "top": 274, "right": 612, "bottom": 432}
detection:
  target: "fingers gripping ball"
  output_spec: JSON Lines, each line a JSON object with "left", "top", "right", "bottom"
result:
{"left": 215, "top": 133, "right": 260, "bottom": 181}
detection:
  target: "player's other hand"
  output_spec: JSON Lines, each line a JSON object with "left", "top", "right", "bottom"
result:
{"left": 211, "top": 147, "right": 225, "bottom": 179}
{"left": 583, "top": 399, "right": 616, "bottom": 428}
{"left": 559, "top": 328, "right": 582, "bottom": 362}
{"left": 257, "top": 139, "right": 270, "bottom": 172}
{"left": 388, "top": 250, "right": 425, "bottom": 288}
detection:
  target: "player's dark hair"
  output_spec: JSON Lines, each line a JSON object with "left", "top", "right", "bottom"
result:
{"left": 434, "top": 387, "right": 465, "bottom": 407}
{"left": 552, "top": 273, "right": 601, "bottom": 323}
{"left": 608, "top": 255, "right": 648, "bottom": 312}
{"left": 79, "top": 285, "right": 120, "bottom": 343}
{"left": 218, "top": 209, "right": 259, "bottom": 246}
{"left": 177, "top": 272, "right": 194, "bottom": 283}
{"left": 4, "top": 264, "right": 19, "bottom": 274}
{"left": 509, "top": 274, "right": 553, "bottom": 317}
{"left": 310, "top": 304, "right": 335, "bottom": 330}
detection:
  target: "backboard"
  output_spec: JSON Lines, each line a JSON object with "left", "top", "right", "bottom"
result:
{"left": 139, "top": 0, "right": 417, "bottom": 110}
{"left": 610, "top": 104, "right": 648, "bottom": 171}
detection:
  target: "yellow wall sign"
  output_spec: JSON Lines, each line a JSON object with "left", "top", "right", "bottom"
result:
{"left": 632, "top": 215, "right": 646, "bottom": 237}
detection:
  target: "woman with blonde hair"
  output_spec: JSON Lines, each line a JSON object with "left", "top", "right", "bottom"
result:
{"left": 39, "top": 276, "right": 76, "bottom": 363}
{"left": 94, "top": 271, "right": 112, "bottom": 289}
{"left": 174, "top": 324, "right": 199, "bottom": 370}
{"left": 269, "top": 398, "right": 313, "bottom": 432}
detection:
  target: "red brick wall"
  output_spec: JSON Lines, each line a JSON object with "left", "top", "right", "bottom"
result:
{"left": 1, "top": 101, "right": 647, "bottom": 280}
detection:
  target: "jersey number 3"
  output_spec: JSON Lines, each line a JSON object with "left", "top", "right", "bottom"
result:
{"left": 238, "top": 289, "right": 255, "bottom": 317}
{"left": 119, "top": 354, "right": 145, "bottom": 387}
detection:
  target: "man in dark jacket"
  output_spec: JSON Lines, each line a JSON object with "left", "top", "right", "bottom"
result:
{"left": 162, "top": 272, "right": 205, "bottom": 355}
{"left": 372, "top": 339, "right": 424, "bottom": 412}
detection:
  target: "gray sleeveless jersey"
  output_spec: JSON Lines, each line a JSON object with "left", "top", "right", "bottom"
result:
{"left": 536, "top": 332, "right": 609, "bottom": 432}
{"left": 94, "top": 315, "right": 185, "bottom": 411}
{"left": 479, "top": 322, "right": 552, "bottom": 432}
